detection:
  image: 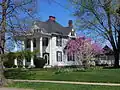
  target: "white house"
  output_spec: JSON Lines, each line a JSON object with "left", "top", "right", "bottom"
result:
{"left": 14, "top": 16, "right": 80, "bottom": 68}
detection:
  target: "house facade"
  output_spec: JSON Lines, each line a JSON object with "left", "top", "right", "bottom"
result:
{"left": 14, "top": 16, "right": 80, "bottom": 68}
{"left": 96, "top": 45, "right": 120, "bottom": 66}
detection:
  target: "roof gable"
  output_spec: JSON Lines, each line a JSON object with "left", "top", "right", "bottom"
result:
{"left": 103, "top": 45, "right": 113, "bottom": 55}
{"left": 35, "top": 20, "right": 72, "bottom": 36}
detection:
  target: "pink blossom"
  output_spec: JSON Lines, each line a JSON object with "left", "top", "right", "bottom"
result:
{"left": 66, "top": 37, "right": 102, "bottom": 61}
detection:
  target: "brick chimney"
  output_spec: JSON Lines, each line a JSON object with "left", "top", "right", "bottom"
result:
{"left": 68, "top": 20, "right": 73, "bottom": 27}
{"left": 49, "top": 16, "right": 56, "bottom": 21}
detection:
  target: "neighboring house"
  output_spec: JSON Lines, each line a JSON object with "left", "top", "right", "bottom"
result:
{"left": 14, "top": 16, "right": 79, "bottom": 68}
{"left": 96, "top": 45, "right": 120, "bottom": 66}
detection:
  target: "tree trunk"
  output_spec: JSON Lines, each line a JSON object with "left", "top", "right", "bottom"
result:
{"left": 114, "top": 51, "right": 119, "bottom": 68}
{"left": 0, "top": 58, "right": 6, "bottom": 86}
{"left": 0, "top": 0, "right": 7, "bottom": 86}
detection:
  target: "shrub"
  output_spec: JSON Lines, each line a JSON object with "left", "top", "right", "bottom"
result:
{"left": 3, "top": 52, "right": 15, "bottom": 68}
{"left": 4, "top": 59, "right": 14, "bottom": 68}
{"left": 34, "top": 57, "right": 47, "bottom": 68}
{"left": 12, "top": 65, "right": 17, "bottom": 68}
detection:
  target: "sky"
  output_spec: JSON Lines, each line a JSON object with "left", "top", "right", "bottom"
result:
{"left": 37, "top": 0, "right": 75, "bottom": 27}
{"left": 9, "top": 0, "right": 110, "bottom": 51}
{"left": 34, "top": 0, "right": 110, "bottom": 47}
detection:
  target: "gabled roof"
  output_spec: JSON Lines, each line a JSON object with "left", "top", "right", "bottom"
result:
{"left": 35, "top": 20, "right": 72, "bottom": 36}
{"left": 103, "top": 45, "right": 113, "bottom": 55}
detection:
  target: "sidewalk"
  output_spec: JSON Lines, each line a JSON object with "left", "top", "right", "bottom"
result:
{"left": 0, "top": 88, "right": 32, "bottom": 90}
{"left": 11, "top": 79, "right": 120, "bottom": 86}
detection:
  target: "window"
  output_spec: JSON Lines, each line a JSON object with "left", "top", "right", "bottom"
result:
{"left": 71, "top": 37, "right": 75, "bottom": 40}
{"left": 43, "top": 37, "right": 48, "bottom": 46}
{"left": 67, "top": 54, "right": 75, "bottom": 61}
{"left": 56, "top": 36, "right": 62, "bottom": 46}
{"left": 26, "top": 38, "right": 36, "bottom": 48}
{"left": 100, "top": 56, "right": 107, "bottom": 60}
{"left": 26, "top": 39, "right": 30, "bottom": 48}
{"left": 57, "top": 51, "right": 62, "bottom": 62}
{"left": 71, "top": 31, "right": 75, "bottom": 36}
{"left": 33, "top": 38, "right": 36, "bottom": 47}
{"left": 34, "top": 29, "right": 40, "bottom": 33}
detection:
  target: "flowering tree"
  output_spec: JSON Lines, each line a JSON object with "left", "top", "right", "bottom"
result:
{"left": 69, "top": 0, "right": 120, "bottom": 68}
{"left": 66, "top": 37, "right": 102, "bottom": 67}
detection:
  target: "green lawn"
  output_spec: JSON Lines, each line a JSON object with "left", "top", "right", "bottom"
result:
{"left": 5, "top": 68, "right": 120, "bottom": 83}
{"left": 8, "top": 82, "right": 120, "bottom": 90}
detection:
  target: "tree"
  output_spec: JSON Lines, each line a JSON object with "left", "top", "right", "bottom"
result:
{"left": 3, "top": 50, "right": 39, "bottom": 68}
{"left": 66, "top": 37, "right": 102, "bottom": 68}
{"left": 69, "top": 0, "right": 120, "bottom": 67}
{"left": 0, "top": 0, "right": 37, "bottom": 86}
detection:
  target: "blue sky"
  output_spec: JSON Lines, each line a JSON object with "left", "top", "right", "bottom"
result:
{"left": 36, "top": 1, "right": 109, "bottom": 47}
{"left": 37, "top": 0, "right": 75, "bottom": 27}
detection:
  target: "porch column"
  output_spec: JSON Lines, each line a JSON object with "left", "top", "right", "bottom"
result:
{"left": 22, "top": 41, "right": 26, "bottom": 68}
{"left": 40, "top": 37, "right": 43, "bottom": 57}
{"left": 14, "top": 42, "right": 18, "bottom": 68}
{"left": 49, "top": 38, "right": 52, "bottom": 66}
{"left": 30, "top": 39, "right": 34, "bottom": 67}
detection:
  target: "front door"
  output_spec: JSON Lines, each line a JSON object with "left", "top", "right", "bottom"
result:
{"left": 43, "top": 53, "right": 49, "bottom": 65}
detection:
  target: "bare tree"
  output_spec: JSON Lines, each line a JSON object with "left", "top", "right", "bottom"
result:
{"left": 69, "top": 0, "right": 120, "bottom": 68}
{"left": 0, "top": 0, "right": 38, "bottom": 86}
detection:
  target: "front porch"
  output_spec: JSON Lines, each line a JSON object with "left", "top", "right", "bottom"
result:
{"left": 14, "top": 33, "right": 52, "bottom": 68}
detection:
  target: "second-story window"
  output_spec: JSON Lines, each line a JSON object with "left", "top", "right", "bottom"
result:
{"left": 56, "top": 36, "right": 62, "bottom": 46}
{"left": 33, "top": 38, "right": 36, "bottom": 47}
{"left": 43, "top": 37, "right": 48, "bottom": 46}
{"left": 26, "top": 39, "right": 30, "bottom": 48}
{"left": 26, "top": 38, "right": 36, "bottom": 48}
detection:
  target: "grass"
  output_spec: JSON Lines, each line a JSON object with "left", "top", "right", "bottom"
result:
{"left": 4, "top": 68, "right": 120, "bottom": 83}
{"left": 8, "top": 82, "right": 120, "bottom": 90}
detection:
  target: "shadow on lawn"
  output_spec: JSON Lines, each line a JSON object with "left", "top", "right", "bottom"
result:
{"left": 103, "top": 66, "right": 120, "bottom": 69}
{"left": 4, "top": 68, "right": 36, "bottom": 79}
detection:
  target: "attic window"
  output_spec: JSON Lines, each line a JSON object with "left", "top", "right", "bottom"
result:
{"left": 34, "top": 29, "right": 40, "bottom": 33}
{"left": 34, "top": 28, "right": 45, "bottom": 33}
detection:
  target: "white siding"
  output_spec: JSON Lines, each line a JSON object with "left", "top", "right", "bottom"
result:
{"left": 49, "top": 37, "right": 80, "bottom": 67}
{"left": 24, "top": 36, "right": 82, "bottom": 67}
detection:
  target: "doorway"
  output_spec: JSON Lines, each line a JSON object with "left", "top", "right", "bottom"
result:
{"left": 43, "top": 53, "right": 49, "bottom": 65}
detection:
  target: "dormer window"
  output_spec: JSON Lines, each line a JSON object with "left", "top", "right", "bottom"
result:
{"left": 71, "top": 31, "right": 75, "bottom": 36}
{"left": 34, "top": 29, "right": 40, "bottom": 33}
{"left": 71, "top": 28, "right": 75, "bottom": 36}
{"left": 56, "top": 36, "right": 62, "bottom": 46}
{"left": 34, "top": 28, "right": 45, "bottom": 33}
